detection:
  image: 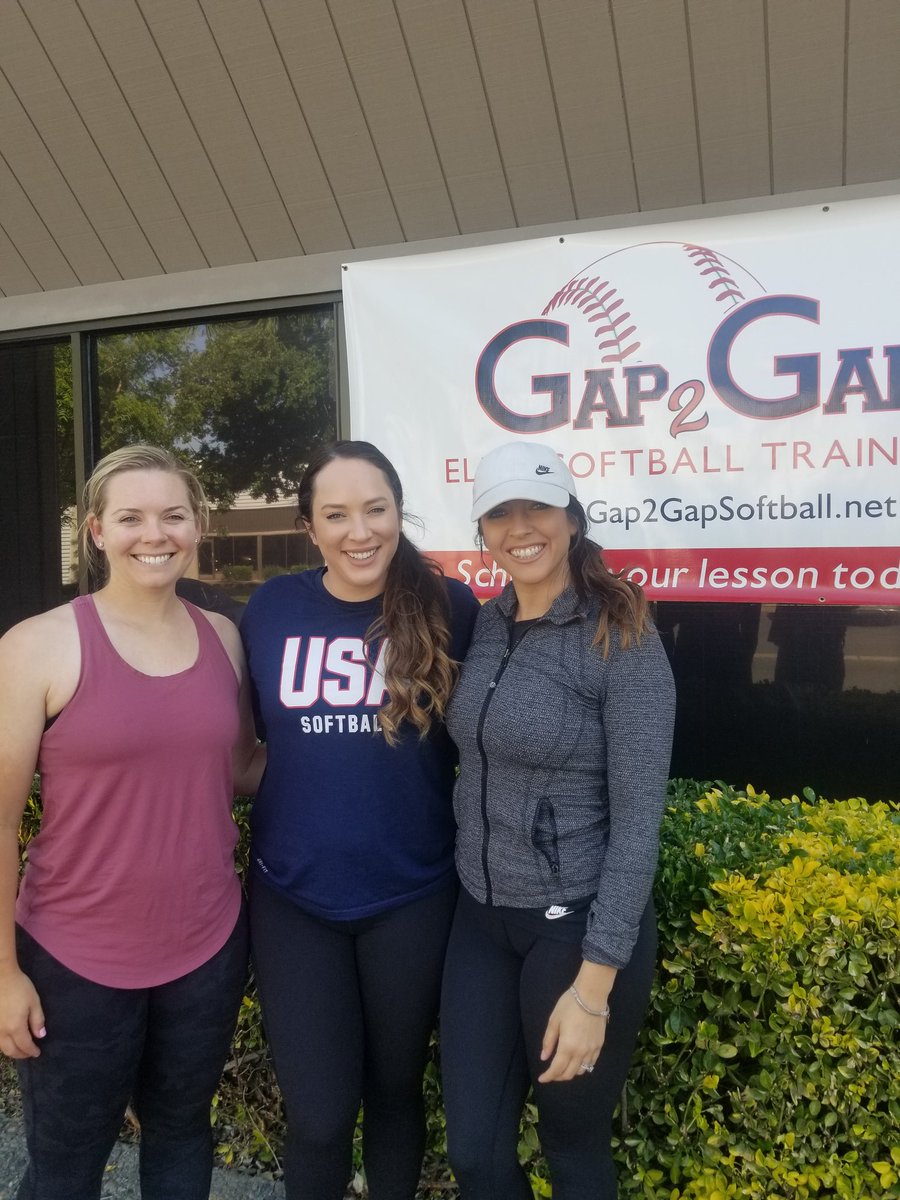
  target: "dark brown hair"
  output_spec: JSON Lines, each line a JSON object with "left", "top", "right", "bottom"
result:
{"left": 298, "top": 441, "right": 456, "bottom": 743}
{"left": 565, "top": 496, "right": 650, "bottom": 653}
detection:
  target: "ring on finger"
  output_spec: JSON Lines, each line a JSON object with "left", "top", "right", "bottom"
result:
{"left": 579, "top": 1062, "right": 594, "bottom": 1074}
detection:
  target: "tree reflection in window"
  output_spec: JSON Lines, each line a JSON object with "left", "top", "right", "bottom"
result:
{"left": 95, "top": 307, "right": 336, "bottom": 595}
{"left": 97, "top": 308, "right": 337, "bottom": 505}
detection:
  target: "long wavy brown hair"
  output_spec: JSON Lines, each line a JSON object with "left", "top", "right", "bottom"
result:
{"left": 565, "top": 497, "right": 650, "bottom": 653}
{"left": 298, "top": 441, "right": 457, "bottom": 744}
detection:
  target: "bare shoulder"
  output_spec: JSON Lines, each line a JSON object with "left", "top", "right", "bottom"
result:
{"left": 195, "top": 608, "right": 245, "bottom": 678}
{"left": 196, "top": 607, "right": 241, "bottom": 648}
{"left": 0, "top": 603, "right": 80, "bottom": 717}
{"left": 0, "top": 604, "right": 77, "bottom": 672}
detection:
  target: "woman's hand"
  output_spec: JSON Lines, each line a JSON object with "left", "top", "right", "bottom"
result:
{"left": 538, "top": 960, "right": 617, "bottom": 1083}
{"left": 0, "top": 967, "right": 45, "bottom": 1059}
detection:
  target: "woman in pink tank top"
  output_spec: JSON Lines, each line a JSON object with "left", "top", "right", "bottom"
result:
{"left": 0, "top": 445, "right": 264, "bottom": 1200}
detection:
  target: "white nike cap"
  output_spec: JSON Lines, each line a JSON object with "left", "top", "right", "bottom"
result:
{"left": 471, "top": 441, "right": 577, "bottom": 521}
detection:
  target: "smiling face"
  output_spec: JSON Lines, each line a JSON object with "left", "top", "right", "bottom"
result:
{"left": 480, "top": 498, "right": 577, "bottom": 616}
{"left": 88, "top": 468, "right": 199, "bottom": 590}
{"left": 304, "top": 457, "right": 402, "bottom": 602}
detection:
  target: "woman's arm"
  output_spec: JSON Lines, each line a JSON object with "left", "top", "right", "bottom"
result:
{"left": 233, "top": 670, "right": 266, "bottom": 797}
{"left": 540, "top": 628, "right": 675, "bottom": 1082}
{"left": 202, "top": 612, "right": 266, "bottom": 797}
{"left": 585, "top": 628, "right": 675, "bottom": 968}
{"left": 0, "top": 620, "right": 54, "bottom": 1059}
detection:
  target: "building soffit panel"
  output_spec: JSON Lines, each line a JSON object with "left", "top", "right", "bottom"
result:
{"left": 0, "top": 148, "right": 81, "bottom": 294}
{"left": 535, "top": 0, "right": 638, "bottom": 220}
{"left": 2, "top": 2, "right": 161, "bottom": 282}
{"left": 0, "top": 223, "right": 41, "bottom": 298}
{"left": 686, "top": 0, "right": 771, "bottom": 205}
{"left": 18, "top": 0, "right": 209, "bottom": 275}
{"left": 0, "top": 0, "right": 898, "bottom": 305}
{"left": 327, "top": 0, "right": 459, "bottom": 243}
{"left": 0, "top": 54, "right": 118, "bottom": 287}
{"left": 612, "top": 0, "right": 702, "bottom": 211}
{"left": 768, "top": 0, "right": 846, "bottom": 194}
{"left": 463, "top": 0, "right": 576, "bottom": 229}
{"left": 393, "top": 0, "right": 514, "bottom": 236}
{"left": 18, "top": 0, "right": 207, "bottom": 274}
{"left": 76, "top": 0, "right": 254, "bottom": 267}
{"left": 845, "top": 0, "right": 900, "bottom": 185}
{"left": 198, "top": 0, "right": 352, "bottom": 255}
{"left": 136, "top": 0, "right": 306, "bottom": 263}
{"left": 263, "top": 0, "right": 405, "bottom": 248}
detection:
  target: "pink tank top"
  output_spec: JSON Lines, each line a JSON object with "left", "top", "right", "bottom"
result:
{"left": 16, "top": 595, "right": 242, "bottom": 988}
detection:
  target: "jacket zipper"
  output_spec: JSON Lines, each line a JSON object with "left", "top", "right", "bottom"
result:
{"left": 474, "top": 618, "right": 523, "bottom": 906}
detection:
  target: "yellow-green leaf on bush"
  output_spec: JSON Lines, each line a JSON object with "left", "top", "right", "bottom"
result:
{"left": 613, "top": 780, "right": 899, "bottom": 1200}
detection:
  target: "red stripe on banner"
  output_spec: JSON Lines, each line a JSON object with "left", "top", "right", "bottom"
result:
{"left": 428, "top": 546, "right": 900, "bottom": 604}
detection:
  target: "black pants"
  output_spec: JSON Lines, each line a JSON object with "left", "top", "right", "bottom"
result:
{"left": 15, "top": 908, "right": 248, "bottom": 1200}
{"left": 440, "top": 889, "right": 657, "bottom": 1200}
{"left": 249, "top": 878, "right": 456, "bottom": 1200}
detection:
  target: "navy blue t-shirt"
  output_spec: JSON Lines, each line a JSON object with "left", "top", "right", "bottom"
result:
{"left": 241, "top": 568, "right": 480, "bottom": 920}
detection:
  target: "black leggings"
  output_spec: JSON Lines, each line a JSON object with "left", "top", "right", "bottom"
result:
{"left": 249, "top": 878, "right": 457, "bottom": 1200}
{"left": 15, "top": 909, "right": 248, "bottom": 1200}
{"left": 440, "top": 889, "right": 657, "bottom": 1200}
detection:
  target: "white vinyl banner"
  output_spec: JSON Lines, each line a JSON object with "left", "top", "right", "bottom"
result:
{"left": 344, "top": 197, "right": 900, "bottom": 603}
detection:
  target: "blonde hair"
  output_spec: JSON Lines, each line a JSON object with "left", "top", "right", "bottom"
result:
{"left": 79, "top": 445, "right": 209, "bottom": 582}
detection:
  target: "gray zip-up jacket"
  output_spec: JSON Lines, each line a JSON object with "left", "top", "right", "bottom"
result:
{"left": 446, "top": 583, "right": 675, "bottom": 969}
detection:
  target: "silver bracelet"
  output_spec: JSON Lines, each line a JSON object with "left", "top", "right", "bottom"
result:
{"left": 569, "top": 985, "right": 610, "bottom": 1020}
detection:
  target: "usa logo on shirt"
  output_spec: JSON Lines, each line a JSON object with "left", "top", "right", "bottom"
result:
{"left": 278, "top": 637, "right": 389, "bottom": 709}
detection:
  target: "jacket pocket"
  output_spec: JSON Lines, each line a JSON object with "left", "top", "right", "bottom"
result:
{"left": 531, "top": 799, "right": 560, "bottom": 877}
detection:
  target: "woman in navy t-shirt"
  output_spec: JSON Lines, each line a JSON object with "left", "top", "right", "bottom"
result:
{"left": 241, "top": 441, "right": 479, "bottom": 1200}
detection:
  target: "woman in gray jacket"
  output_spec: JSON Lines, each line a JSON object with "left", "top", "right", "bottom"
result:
{"left": 442, "top": 441, "right": 675, "bottom": 1200}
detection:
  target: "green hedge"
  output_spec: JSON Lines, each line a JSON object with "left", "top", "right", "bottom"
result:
{"left": 16, "top": 780, "right": 899, "bottom": 1197}
{"left": 616, "top": 781, "right": 900, "bottom": 1199}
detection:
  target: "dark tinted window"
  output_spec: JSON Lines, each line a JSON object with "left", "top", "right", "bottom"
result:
{"left": 658, "top": 601, "right": 900, "bottom": 802}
